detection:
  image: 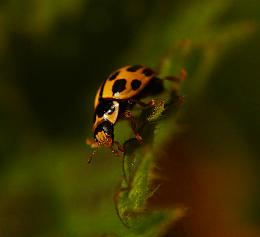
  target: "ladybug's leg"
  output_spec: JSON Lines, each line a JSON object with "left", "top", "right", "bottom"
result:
{"left": 129, "top": 99, "right": 154, "bottom": 108}
{"left": 163, "top": 68, "right": 187, "bottom": 83}
{"left": 110, "top": 141, "right": 124, "bottom": 158}
{"left": 134, "top": 99, "right": 161, "bottom": 108}
{"left": 123, "top": 110, "right": 143, "bottom": 143}
{"left": 110, "top": 146, "right": 123, "bottom": 158}
{"left": 133, "top": 100, "right": 148, "bottom": 107}
{"left": 114, "top": 141, "right": 125, "bottom": 152}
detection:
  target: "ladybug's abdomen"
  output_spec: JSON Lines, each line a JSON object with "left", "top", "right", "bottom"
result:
{"left": 101, "top": 65, "right": 156, "bottom": 100}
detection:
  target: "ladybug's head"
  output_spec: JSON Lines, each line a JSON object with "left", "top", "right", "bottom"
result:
{"left": 94, "top": 120, "right": 114, "bottom": 147}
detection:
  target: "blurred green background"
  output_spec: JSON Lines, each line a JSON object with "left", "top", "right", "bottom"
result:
{"left": 0, "top": 0, "right": 259, "bottom": 236}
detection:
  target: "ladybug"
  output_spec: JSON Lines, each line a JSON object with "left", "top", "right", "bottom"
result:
{"left": 86, "top": 64, "right": 185, "bottom": 162}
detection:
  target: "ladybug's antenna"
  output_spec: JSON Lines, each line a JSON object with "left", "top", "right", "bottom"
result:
{"left": 88, "top": 148, "right": 98, "bottom": 164}
{"left": 86, "top": 138, "right": 100, "bottom": 164}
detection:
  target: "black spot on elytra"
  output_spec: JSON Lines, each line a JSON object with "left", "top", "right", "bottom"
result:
{"left": 142, "top": 68, "right": 154, "bottom": 76}
{"left": 127, "top": 65, "right": 142, "bottom": 72}
{"left": 108, "top": 71, "right": 120, "bottom": 81}
{"left": 95, "top": 100, "right": 114, "bottom": 118}
{"left": 112, "top": 79, "right": 127, "bottom": 95}
{"left": 131, "top": 79, "right": 142, "bottom": 90}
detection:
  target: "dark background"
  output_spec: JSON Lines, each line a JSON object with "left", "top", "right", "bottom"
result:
{"left": 0, "top": 0, "right": 259, "bottom": 236}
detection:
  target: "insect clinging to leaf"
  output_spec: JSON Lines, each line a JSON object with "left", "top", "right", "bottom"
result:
{"left": 86, "top": 64, "right": 186, "bottom": 163}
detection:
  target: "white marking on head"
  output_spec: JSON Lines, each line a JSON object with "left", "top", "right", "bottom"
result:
{"left": 114, "top": 92, "right": 120, "bottom": 97}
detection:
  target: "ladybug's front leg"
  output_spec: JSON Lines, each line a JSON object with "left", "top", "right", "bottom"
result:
{"left": 133, "top": 99, "right": 162, "bottom": 108}
{"left": 110, "top": 141, "right": 125, "bottom": 160}
{"left": 164, "top": 68, "right": 187, "bottom": 83}
{"left": 123, "top": 110, "right": 143, "bottom": 143}
{"left": 114, "top": 141, "right": 125, "bottom": 152}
